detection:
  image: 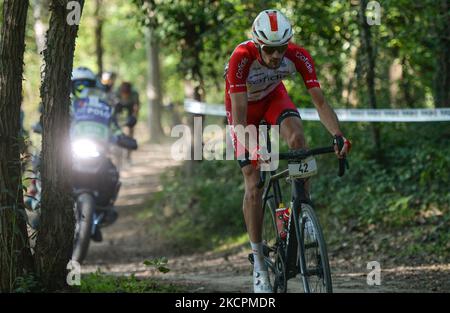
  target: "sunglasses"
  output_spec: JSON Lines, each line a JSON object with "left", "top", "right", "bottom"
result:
{"left": 261, "top": 44, "right": 288, "bottom": 55}
{"left": 73, "top": 80, "right": 96, "bottom": 89}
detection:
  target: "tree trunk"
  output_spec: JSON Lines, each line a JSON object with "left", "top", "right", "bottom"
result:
{"left": 400, "top": 57, "right": 415, "bottom": 108}
{"left": 358, "top": 0, "right": 381, "bottom": 157}
{"left": 389, "top": 58, "right": 402, "bottom": 108}
{"left": 146, "top": 26, "right": 164, "bottom": 142}
{"left": 183, "top": 80, "right": 205, "bottom": 176}
{"left": 434, "top": 0, "right": 450, "bottom": 107}
{"left": 31, "top": 0, "right": 50, "bottom": 55}
{"left": 0, "top": 0, "right": 34, "bottom": 292}
{"left": 94, "top": 0, "right": 103, "bottom": 75}
{"left": 34, "top": 0, "right": 85, "bottom": 291}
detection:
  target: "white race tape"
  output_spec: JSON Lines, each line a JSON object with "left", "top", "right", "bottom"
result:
{"left": 184, "top": 99, "right": 450, "bottom": 122}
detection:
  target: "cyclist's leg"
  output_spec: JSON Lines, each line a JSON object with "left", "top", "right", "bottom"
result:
{"left": 225, "top": 95, "right": 268, "bottom": 244}
{"left": 264, "top": 83, "right": 310, "bottom": 194}
{"left": 279, "top": 117, "right": 311, "bottom": 196}
{"left": 126, "top": 107, "right": 135, "bottom": 160}
{"left": 225, "top": 94, "right": 273, "bottom": 292}
{"left": 241, "top": 164, "right": 272, "bottom": 292}
{"left": 263, "top": 83, "right": 306, "bottom": 149}
{"left": 240, "top": 164, "right": 267, "bottom": 268}
{"left": 241, "top": 164, "right": 264, "bottom": 244}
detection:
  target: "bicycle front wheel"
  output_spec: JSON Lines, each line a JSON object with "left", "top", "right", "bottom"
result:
{"left": 262, "top": 198, "right": 287, "bottom": 293}
{"left": 298, "top": 203, "right": 333, "bottom": 293}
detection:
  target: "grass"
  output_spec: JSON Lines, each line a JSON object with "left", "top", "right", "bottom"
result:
{"left": 141, "top": 159, "right": 247, "bottom": 254}
{"left": 78, "top": 271, "right": 186, "bottom": 293}
{"left": 12, "top": 270, "right": 187, "bottom": 293}
{"left": 212, "top": 232, "right": 249, "bottom": 253}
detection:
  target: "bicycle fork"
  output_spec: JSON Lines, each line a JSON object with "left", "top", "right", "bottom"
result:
{"left": 285, "top": 178, "right": 311, "bottom": 291}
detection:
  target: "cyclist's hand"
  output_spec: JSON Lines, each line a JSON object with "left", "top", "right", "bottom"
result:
{"left": 250, "top": 146, "right": 270, "bottom": 169}
{"left": 333, "top": 134, "right": 352, "bottom": 159}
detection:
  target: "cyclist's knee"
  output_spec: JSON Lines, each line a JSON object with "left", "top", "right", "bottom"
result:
{"left": 287, "top": 131, "right": 306, "bottom": 149}
{"left": 241, "top": 163, "right": 258, "bottom": 178}
{"left": 241, "top": 165, "right": 262, "bottom": 199}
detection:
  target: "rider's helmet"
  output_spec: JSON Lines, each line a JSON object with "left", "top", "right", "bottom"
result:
{"left": 101, "top": 71, "right": 117, "bottom": 92}
{"left": 71, "top": 66, "right": 97, "bottom": 96}
{"left": 251, "top": 9, "right": 293, "bottom": 47}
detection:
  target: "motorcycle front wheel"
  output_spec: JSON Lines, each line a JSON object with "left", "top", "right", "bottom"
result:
{"left": 72, "top": 192, "right": 95, "bottom": 264}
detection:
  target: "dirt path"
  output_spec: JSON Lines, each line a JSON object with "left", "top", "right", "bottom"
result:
{"left": 81, "top": 133, "right": 450, "bottom": 293}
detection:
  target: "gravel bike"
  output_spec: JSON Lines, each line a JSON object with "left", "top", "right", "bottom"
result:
{"left": 249, "top": 133, "right": 348, "bottom": 293}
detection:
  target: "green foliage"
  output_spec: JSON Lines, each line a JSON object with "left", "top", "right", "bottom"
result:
{"left": 75, "top": 1, "right": 147, "bottom": 88}
{"left": 145, "top": 121, "right": 450, "bottom": 261}
{"left": 79, "top": 270, "right": 184, "bottom": 293}
{"left": 19, "top": 0, "right": 448, "bottom": 130}
{"left": 11, "top": 0, "right": 449, "bottom": 281}
{"left": 143, "top": 257, "right": 170, "bottom": 273}
{"left": 311, "top": 122, "right": 450, "bottom": 233}
{"left": 14, "top": 274, "right": 41, "bottom": 293}
{"left": 143, "top": 159, "right": 246, "bottom": 252}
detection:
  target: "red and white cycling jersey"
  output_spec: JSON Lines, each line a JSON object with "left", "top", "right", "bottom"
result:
{"left": 225, "top": 40, "right": 320, "bottom": 102}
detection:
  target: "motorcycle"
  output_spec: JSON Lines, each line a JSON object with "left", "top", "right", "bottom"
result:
{"left": 26, "top": 95, "right": 137, "bottom": 264}
{"left": 71, "top": 133, "right": 137, "bottom": 263}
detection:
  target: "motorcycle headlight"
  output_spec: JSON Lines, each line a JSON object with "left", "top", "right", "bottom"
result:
{"left": 72, "top": 139, "right": 100, "bottom": 158}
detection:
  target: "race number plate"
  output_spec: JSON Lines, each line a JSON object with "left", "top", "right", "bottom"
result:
{"left": 288, "top": 156, "right": 318, "bottom": 178}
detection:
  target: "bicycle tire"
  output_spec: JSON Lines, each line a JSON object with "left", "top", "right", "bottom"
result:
{"left": 72, "top": 193, "right": 95, "bottom": 264}
{"left": 298, "top": 203, "right": 333, "bottom": 293}
{"left": 262, "top": 197, "right": 287, "bottom": 293}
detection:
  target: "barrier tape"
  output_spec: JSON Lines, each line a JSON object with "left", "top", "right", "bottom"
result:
{"left": 184, "top": 99, "right": 450, "bottom": 122}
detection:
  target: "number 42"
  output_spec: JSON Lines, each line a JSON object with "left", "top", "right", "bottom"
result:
{"left": 298, "top": 162, "right": 308, "bottom": 173}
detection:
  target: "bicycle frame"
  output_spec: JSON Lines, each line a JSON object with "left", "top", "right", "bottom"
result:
{"left": 261, "top": 168, "right": 310, "bottom": 284}
{"left": 259, "top": 128, "right": 343, "bottom": 292}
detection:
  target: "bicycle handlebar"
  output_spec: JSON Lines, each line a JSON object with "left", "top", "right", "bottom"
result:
{"left": 278, "top": 146, "right": 335, "bottom": 160}
{"left": 279, "top": 145, "right": 348, "bottom": 177}
{"left": 257, "top": 145, "right": 349, "bottom": 188}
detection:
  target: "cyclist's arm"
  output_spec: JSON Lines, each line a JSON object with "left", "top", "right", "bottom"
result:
{"left": 230, "top": 92, "right": 260, "bottom": 158}
{"left": 133, "top": 92, "right": 140, "bottom": 117}
{"left": 231, "top": 92, "right": 258, "bottom": 152}
{"left": 309, "top": 87, "right": 351, "bottom": 156}
{"left": 290, "top": 45, "right": 345, "bottom": 138}
{"left": 227, "top": 45, "right": 258, "bottom": 154}
{"left": 109, "top": 108, "right": 123, "bottom": 136}
{"left": 231, "top": 91, "right": 249, "bottom": 129}
{"left": 230, "top": 92, "right": 247, "bottom": 127}
{"left": 291, "top": 45, "right": 350, "bottom": 155}
{"left": 308, "top": 87, "right": 343, "bottom": 136}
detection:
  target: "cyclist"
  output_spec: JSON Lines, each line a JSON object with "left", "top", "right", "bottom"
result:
{"left": 101, "top": 71, "right": 118, "bottom": 106}
{"left": 224, "top": 10, "right": 352, "bottom": 293}
{"left": 115, "top": 82, "right": 140, "bottom": 161}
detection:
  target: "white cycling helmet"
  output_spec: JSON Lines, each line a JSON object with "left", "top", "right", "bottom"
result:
{"left": 252, "top": 9, "right": 293, "bottom": 46}
{"left": 71, "top": 67, "right": 98, "bottom": 95}
{"left": 72, "top": 66, "right": 97, "bottom": 82}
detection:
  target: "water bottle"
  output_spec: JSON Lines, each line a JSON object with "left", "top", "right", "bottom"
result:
{"left": 275, "top": 203, "right": 290, "bottom": 240}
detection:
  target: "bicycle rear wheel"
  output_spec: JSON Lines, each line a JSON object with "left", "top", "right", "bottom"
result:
{"left": 262, "top": 198, "right": 287, "bottom": 293}
{"left": 298, "top": 203, "right": 332, "bottom": 293}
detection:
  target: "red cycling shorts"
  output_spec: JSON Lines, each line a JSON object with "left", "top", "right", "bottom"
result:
{"left": 225, "top": 83, "right": 301, "bottom": 167}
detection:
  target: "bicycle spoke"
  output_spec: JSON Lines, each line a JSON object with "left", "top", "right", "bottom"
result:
{"left": 298, "top": 204, "right": 333, "bottom": 293}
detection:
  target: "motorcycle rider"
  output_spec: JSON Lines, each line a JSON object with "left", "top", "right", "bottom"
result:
{"left": 70, "top": 67, "right": 127, "bottom": 241}
{"left": 71, "top": 67, "right": 123, "bottom": 144}
{"left": 25, "top": 67, "right": 135, "bottom": 244}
